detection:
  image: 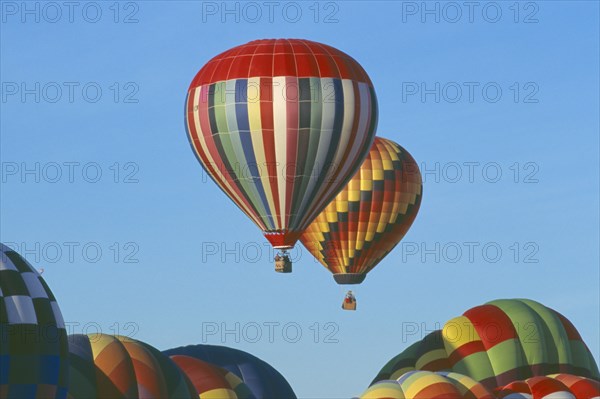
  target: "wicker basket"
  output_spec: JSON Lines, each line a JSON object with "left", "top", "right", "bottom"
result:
{"left": 275, "top": 258, "right": 292, "bottom": 273}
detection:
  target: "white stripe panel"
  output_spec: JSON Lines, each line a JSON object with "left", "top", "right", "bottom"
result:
{"left": 5, "top": 295, "right": 37, "bottom": 324}
{"left": 22, "top": 272, "right": 48, "bottom": 299}
{"left": 541, "top": 392, "right": 575, "bottom": 399}
{"left": 273, "top": 76, "right": 288, "bottom": 227}
{"left": 503, "top": 394, "right": 532, "bottom": 399}
{"left": 0, "top": 251, "right": 18, "bottom": 271}
{"left": 190, "top": 87, "right": 265, "bottom": 229}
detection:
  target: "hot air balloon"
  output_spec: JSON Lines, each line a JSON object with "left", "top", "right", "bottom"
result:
{"left": 163, "top": 344, "right": 296, "bottom": 399}
{"left": 546, "top": 374, "right": 600, "bottom": 398}
{"left": 170, "top": 355, "right": 254, "bottom": 399}
{"left": 360, "top": 370, "right": 494, "bottom": 399}
{"left": 185, "top": 38, "right": 378, "bottom": 272}
{"left": 372, "top": 299, "right": 600, "bottom": 390}
{"left": 66, "top": 334, "right": 197, "bottom": 399}
{"left": 495, "top": 375, "right": 600, "bottom": 399}
{"left": 299, "top": 137, "right": 422, "bottom": 308}
{"left": 0, "top": 243, "right": 69, "bottom": 399}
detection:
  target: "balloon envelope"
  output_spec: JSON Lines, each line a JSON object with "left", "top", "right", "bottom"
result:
{"left": 300, "top": 137, "right": 422, "bottom": 284}
{"left": 0, "top": 243, "right": 69, "bottom": 399}
{"left": 496, "top": 375, "right": 600, "bottom": 399}
{"left": 163, "top": 344, "right": 296, "bottom": 399}
{"left": 66, "top": 334, "right": 197, "bottom": 399}
{"left": 372, "top": 299, "right": 600, "bottom": 390}
{"left": 186, "top": 38, "right": 378, "bottom": 250}
{"left": 170, "top": 355, "right": 254, "bottom": 399}
{"left": 361, "top": 370, "right": 494, "bottom": 399}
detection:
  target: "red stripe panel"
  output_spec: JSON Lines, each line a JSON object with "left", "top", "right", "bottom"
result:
{"left": 448, "top": 340, "right": 486, "bottom": 367}
{"left": 258, "top": 77, "right": 281, "bottom": 227}
{"left": 463, "top": 305, "right": 518, "bottom": 349}
{"left": 554, "top": 311, "right": 583, "bottom": 340}
{"left": 529, "top": 376, "right": 571, "bottom": 398}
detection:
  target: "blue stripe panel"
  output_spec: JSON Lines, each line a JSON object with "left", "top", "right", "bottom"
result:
{"left": 234, "top": 79, "right": 274, "bottom": 228}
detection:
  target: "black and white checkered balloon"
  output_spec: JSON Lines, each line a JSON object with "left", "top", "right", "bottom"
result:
{"left": 0, "top": 242, "right": 69, "bottom": 398}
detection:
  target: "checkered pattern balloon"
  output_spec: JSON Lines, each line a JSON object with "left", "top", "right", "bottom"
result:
{"left": 300, "top": 137, "right": 422, "bottom": 284}
{"left": 0, "top": 243, "right": 69, "bottom": 399}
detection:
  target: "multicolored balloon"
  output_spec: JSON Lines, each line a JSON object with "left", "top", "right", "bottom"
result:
{"left": 170, "top": 355, "right": 254, "bottom": 399}
{"left": 546, "top": 374, "right": 600, "bottom": 398}
{"left": 185, "top": 39, "right": 378, "bottom": 267}
{"left": 300, "top": 137, "right": 422, "bottom": 284}
{"left": 372, "top": 299, "right": 600, "bottom": 390}
{"left": 0, "top": 243, "right": 69, "bottom": 399}
{"left": 495, "top": 375, "right": 600, "bottom": 399}
{"left": 361, "top": 371, "right": 494, "bottom": 399}
{"left": 163, "top": 344, "right": 296, "bottom": 399}
{"left": 66, "top": 334, "right": 197, "bottom": 399}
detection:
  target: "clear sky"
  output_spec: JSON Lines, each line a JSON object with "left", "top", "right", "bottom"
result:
{"left": 1, "top": 1, "right": 599, "bottom": 397}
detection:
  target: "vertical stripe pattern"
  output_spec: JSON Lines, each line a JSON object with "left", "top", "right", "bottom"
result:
{"left": 66, "top": 334, "right": 198, "bottom": 399}
{"left": 186, "top": 39, "right": 377, "bottom": 249}
{"left": 361, "top": 371, "right": 494, "bottom": 399}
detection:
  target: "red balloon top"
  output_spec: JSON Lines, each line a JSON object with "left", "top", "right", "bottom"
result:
{"left": 189, "top": 38, "right": 373, "bottom": 88}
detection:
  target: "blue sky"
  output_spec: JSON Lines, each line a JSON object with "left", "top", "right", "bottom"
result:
{"left": 1, "top": 1, "right": 598, "bottom": 397}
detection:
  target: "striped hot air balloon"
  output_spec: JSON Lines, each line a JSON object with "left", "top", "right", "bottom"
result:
{"left": 495, "top": 375, "right": 600, "bottom": 399}
{"left": 0, "top": 243, "right": 69, "bottom": 399}
{"left": 163, "top": 344, "right": 296, "bottom": 399}
{"left": 185, "top": 39, "right": 378, "bottom": 272}
{"left": 66, "top": 334, "right": 197, "bottom": 399}
{"left": 546, "top": 374, "right": 600, "bottom": 399}
{"left": 371, "top": 299, "right": 600, "bottom": 390}
{"left": 360, "top": 370, "right": 494, "bottom": 399}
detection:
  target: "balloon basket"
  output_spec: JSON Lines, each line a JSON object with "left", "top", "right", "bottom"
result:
{"left": 274, "top": 251, "right": 292, "bottom": 273}
{"left": 341, "top": 290, "right": 357, "bottom": 311}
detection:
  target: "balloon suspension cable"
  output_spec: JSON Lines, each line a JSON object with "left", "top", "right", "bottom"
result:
{"left": 274, "top": 249, "right": 292, "bottom": 273}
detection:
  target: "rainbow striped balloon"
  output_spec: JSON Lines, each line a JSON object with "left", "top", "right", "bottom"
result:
{"left": 361, "top": 370, "right": 494, "bottom": 399}
{"left": 372, "top": 299, "right": 600, "bottom": 390}
{"left": 186, "top": 39, "right": 378, "bottom": 250}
